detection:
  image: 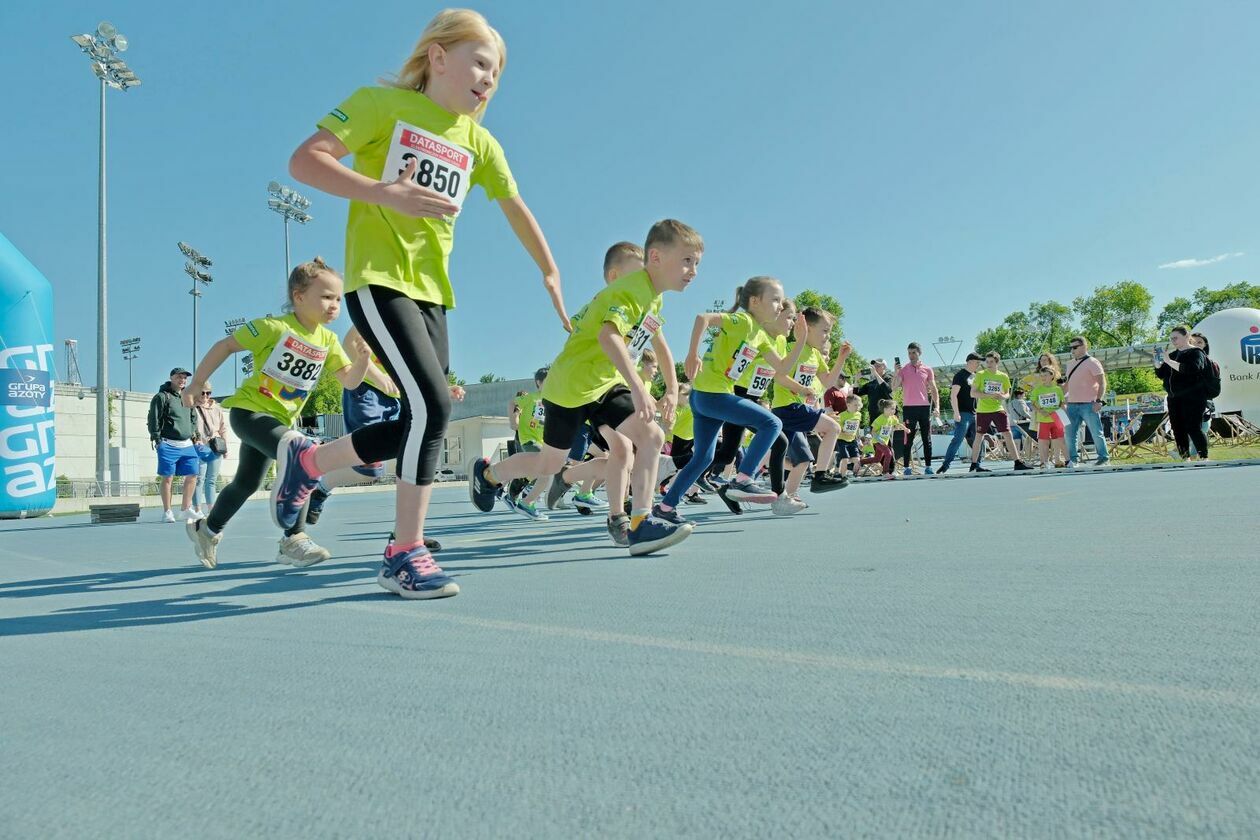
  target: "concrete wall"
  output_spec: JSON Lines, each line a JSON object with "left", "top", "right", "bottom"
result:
{"left": 53, "top": 384, "right": 514, "bottom": 483}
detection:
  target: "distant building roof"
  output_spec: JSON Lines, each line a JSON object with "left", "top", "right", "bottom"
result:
{"left": 932, "top": 342, "right": 1165, "bottom": 382}
{"left": 451, "top": 378, "right": 535, "bottom": 421}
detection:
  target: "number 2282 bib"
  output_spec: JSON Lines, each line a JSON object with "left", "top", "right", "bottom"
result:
{"left": 260, "top": 332, "right": 327, "bottom": 402}
{"left": 625, "top": 313, "right": 663, "bottom": 364}
{"left": 382, "top": 121, "right": 475, "bottom": 211}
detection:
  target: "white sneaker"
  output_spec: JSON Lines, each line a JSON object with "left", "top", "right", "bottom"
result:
{"left": 1040, "top": 463, "right": 1053, "bottom": 472}
{"left": 771, "top": 494, "right": 808, "bottom": 516}
{"left": 186, "top": 519, "right": 221, "bottom": 569}
{"left": 180, "top": 508, "right": 202, "bottom": 522}
{"left": 276, "top": 533, "right": 332, "bottom": 567}
{"left": 1066, "top": 461, "right": 1079, "bottom": 470}
{"left": 162, "top": 509, "right": 176, "bottom": 524}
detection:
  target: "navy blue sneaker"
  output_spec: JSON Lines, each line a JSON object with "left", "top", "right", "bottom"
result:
{"left": 271, "top": 431, "right": 322, "bottom": 530}
{"left": 651, "top": 503, "right": 687, "bottom": 525}
{"left": 628, "top": 516, "right": 694, "bottom": 556}
{"left": 468, "top": 457, "right": 500, "bottom": 513}
{"left": 305, "top": 485, "right": 329, "bottom": 525}
{"left": 376, "top": 545, "right": 459, "bottom": 600}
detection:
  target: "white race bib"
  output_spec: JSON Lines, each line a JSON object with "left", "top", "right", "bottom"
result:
{"left": 877, "top": 425, "right": 892, "bottom": 442}
{"left": 983, "top": 379, "right": 1002, "bottom": 395}
{"left": 1038, "top": 393, "right": 1059, "bottom": 409}
{"left": 843, "top": 418, "right": 860, "bottom": 435}
{"left": 531, "top": 400, "right": 546, "bottom": 426}
{"left": 626, "top": 312, "right": 663, "bottom": 363}
{"left": 794, "top": 363, "right": 818, "bottom": 388}
{"left": 725, "top": 343, "right": 757, "bottom": 381}
{"left": 261, "top": 331, "right": 327, "bottom": 390}
{"left": 382, "top": 121, "right": 475, "bottom": 211}
{"left": 746, "top": 364, "right": 775, "bottom": 397}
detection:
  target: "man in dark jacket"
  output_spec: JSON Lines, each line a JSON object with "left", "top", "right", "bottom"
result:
{"left": 148, "top": 367, "right": 200, "bottom": 523}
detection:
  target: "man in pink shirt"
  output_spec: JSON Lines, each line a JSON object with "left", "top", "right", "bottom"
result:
{"left": 893, "top": 342, "right": 939, "bottom": 475}
{"left": 1063, "top": 335, "right": 1110, "bottom": 468}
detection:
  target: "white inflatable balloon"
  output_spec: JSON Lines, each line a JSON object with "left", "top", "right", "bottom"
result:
{"left": 1193, "top": 307, "right": 1260, "bottom": 420}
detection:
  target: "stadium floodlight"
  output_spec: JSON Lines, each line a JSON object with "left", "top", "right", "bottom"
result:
{"left": 177, "top": 242, "right": 214, "bottom": 367}
{"left": 265, "top": 182, "right": 313, "bottom": 277}
{"left": 70, "top": 20, "right": 141, "bottom": 489}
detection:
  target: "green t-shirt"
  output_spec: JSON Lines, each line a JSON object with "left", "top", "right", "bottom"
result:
{"left": 515, "top": 391, "right": 545, "bottom": 446}
{"left": 316, "top": 87, "right": 519, "bottom": 309}
{"left": 1029, "top": 384, "right": 1066, "bottom": 424}
{"left": 871, "top": 413, "right": 898, "bottom": 445}
{"left": 541, "top": 270, "right": 664, "bottom": 408}
{"left": 671, "top": 404, "right": 695, "bottom": 441}
{"left": 973, "top": 369, "right": 1010, "bottom": 414}
{"left": 692, "top": 312, "right": 775, "bottom": 395}
{"left": 836, "top": 410, "right": 862, "bottom": 442}
{"left": 223, "top": 314, "right": 352, "bottom": 424}
{"left": 771, "top": 345, "right": 827, "bottom": 409}
{"left": 737, "top": 334, "right": 786, "bottom": 397}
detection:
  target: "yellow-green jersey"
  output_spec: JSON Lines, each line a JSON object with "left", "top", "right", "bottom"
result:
{"left": 871, "top": 413, "right": 898, "bottom": 445}
{"left": 737, "top": 334, "right": 786, "bottom": 398}
{"left": 223, "top": 314, "right": 352, "bottom": 425}
{"left": 973, "top": 370, "right": 1011, "bottom": 414}
{"left": 692, "top": 312, "right": 776, "bottom": 395}
{"left": 772, "top": 345, "right": 827, "bottom": 409}
{"left": 541, "top": 270, "right": 663, "bottom": 409}
{"left": 671, "top": 404, "right": 695, "bottom": 441}
{"left": 515, "top": 391, "right": 545, "bottom": 446}
{"left": 836, "top": 410, "right": 862, "bottom": 442}
{"left": 316, "top": 87, "right": 518, "bottom": 309}
{"left": 1030, "top": 384, "right": 1066, "bottom": 424}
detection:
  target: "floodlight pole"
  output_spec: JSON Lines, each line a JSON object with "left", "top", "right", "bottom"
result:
{"left": 96, "top": 74, "right": 108, "bottom": 485}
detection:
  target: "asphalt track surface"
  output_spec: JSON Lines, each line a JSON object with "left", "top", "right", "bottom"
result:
{"left": 3, "top": 464, "right": 1258, "bottom": 838}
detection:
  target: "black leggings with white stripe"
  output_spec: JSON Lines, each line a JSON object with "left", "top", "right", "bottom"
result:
{"left": 346, "top": 285, "right": 451, "bottom": 486}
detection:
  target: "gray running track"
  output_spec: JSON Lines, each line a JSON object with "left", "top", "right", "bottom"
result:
{"left": 2, "top": 465, "right": 1258, "bottom": 838}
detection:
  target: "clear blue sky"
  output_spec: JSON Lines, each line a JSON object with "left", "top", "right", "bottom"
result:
{"left": 4, "top": 0, "right": 1258, "bottom": 390}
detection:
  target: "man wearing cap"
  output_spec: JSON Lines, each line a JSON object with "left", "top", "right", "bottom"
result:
{"left": 147, "top": 367, "right": 200, "bottom": 523}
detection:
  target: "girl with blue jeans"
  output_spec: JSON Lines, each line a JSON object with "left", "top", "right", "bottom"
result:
{"left": 656, "top": 277, "right": 808, "bottom": 520}
{"left": 192, "top": 388, "right": 227, "bottom": 518}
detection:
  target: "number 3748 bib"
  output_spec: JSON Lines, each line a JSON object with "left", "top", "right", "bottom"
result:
{"left": 261, "top": 332, "right": 327, "bottom": 395}
{"left": 382, "top": 120, "right": 475, "bottom": 211}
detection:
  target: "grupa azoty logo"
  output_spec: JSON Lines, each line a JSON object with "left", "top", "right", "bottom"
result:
{"left": 1242, "top": 325, "right": 1260, "bottom": 365}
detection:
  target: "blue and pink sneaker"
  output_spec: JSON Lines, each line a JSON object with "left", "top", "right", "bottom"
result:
{"left": 376, "top": 544, "right": 460, "bottom": 600}
{"left": 271, "top": 431, "right": 322, "bottom": 531}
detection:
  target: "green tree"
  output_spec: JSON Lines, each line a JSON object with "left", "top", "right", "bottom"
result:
{"left": 792, "top": 289, "right": 856, "bottom": 369}
{"left": 447, "top": 371, "right": 467, "bottom": 387}
{"left": 975, "top": 300, "right": 1075, "bottom": 358}
{"left": 1155, "top": 282, "right": 1260, "bottom": 332}
{"left": 1072, "top": 280, "right": 1155, "bottom": 348}
{"left": 306, "top": 368, "right": 344, "bottom": 414}
{"left": 478, "top": 373, "right": 507, "bottom": 384}
{"left": 1108, "top": 367, "right": 1162, "bottom": 398}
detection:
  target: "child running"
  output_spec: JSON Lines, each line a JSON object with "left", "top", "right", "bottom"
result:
{"left": 184, "top": 258, "right": 371, "bottom": 569}
{"left": 655, "top": 276, "right": 809, "bottom": 521}
{"left": 283, "top": 9, "right": 568, "bottom": 599}
{"left": 870, "top": 399, "right": 904, "bottom": 478}
{"left": 1030, "top": 366, "right": 1068, "bottom": 470}
{"left": 305, "top": 325, "right": 464, "bottom": 555}
{"left": 469, "top": 220, "right": 701, "bottom": 555}
{"left": 502, "top": 367, "right": 554, "bottom": 521}
{"left": 708, "top": 299, "right": 798, "bottom": 513}
{"left": 832, "top": 394, "right": 864, "bottom": 482}
{"left": 769, "top": 307, "right": 853, "bottom": 495}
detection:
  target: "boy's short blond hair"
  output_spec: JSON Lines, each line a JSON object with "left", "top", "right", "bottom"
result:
{"left": 645, "top": 219, "right": 704, "bottom": 255}
{"left": 639, "top": 348, "right": 658, "bottom": 366}
{"left": 603, "top": 241, "right": 645, "bottom": 276}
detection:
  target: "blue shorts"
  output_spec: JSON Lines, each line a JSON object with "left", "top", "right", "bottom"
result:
{"left": 156, "top": 440, "right": 200, "bottom": 477}
{"left": 786, "top": 432, "right": 813, "bottom": 466}
{"left": 567, "top": 423, "right": 593, "bottom": 461}
{"left": 773, "top": 403, "right": 825, "bottom": 435}
{"left": 837, "top": 439, "right": 860, "bottom": 459}
{"left": 343, "top": 383, "right": 402, "bottom": 478}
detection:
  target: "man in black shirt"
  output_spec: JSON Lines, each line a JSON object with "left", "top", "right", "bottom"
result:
{"left": 854, "top": 358, "right": 894, "bottom": 427}
{"left": 936, "top": 353, "right": 984, "bottom": 475}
